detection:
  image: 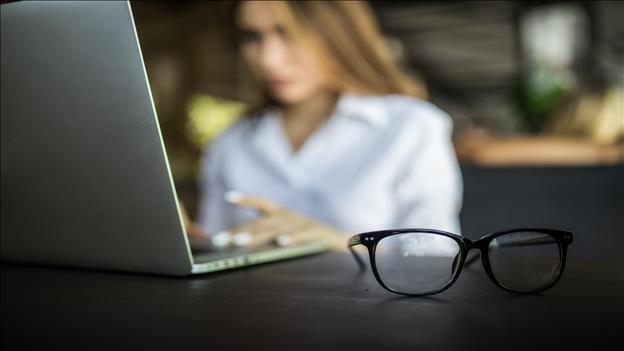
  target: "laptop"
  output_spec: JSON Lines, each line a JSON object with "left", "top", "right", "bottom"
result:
{"left": 0, "top": 1, "right": 327, "bottom": 276}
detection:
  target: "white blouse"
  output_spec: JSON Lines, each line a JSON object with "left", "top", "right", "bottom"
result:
{"left": 196, "top": 93, "right": 463, "bottom": 236}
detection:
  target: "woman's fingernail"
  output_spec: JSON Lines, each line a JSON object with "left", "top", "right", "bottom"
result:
{"left": 232, "top": 232, "right": 252, "bottom": 247}
{"left": 224, "top": 191, "right": 244, "bottom": 204}
{"left": 274, "top": 234, "right": 291, "bottom": 247}
{"left": 211, "top": 231, "right": 232, "bottom": 248}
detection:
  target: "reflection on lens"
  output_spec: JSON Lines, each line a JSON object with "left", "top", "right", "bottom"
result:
{"left": 375, "top": 232, "right": 461, "bottom": 294}
{"left": 488, "top": 231, "right": 560, "bottom": 292}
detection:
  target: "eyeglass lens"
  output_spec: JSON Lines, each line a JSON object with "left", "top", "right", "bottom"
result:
{"left": 375, "top": 233, "right": 461, "bottom": 294}
{"left": 488, "top": 231, "right": 561, "bottom": 292}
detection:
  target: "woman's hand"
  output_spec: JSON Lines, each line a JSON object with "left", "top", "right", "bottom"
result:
{"left": 220, "top": 192, "right": 348, "bottom": 252}
{"left": 178, "top": 201, "right": 207, "bottom": 239}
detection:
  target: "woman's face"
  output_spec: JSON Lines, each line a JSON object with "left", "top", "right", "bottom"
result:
{"left": 237, "top": 1, "right": 329, "bottom": 105}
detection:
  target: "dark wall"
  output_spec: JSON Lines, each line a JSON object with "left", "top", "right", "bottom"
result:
{"left": 460, "top": 165, "right": 624, "bottom": 262}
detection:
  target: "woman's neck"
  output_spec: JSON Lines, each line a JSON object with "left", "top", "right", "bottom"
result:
{"left": 281, "top": 91, "right": 338, "bottom": 152}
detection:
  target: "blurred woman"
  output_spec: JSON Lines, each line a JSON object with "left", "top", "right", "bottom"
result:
{"left": 185, "top": 1, "right": 463, "bottom": 250}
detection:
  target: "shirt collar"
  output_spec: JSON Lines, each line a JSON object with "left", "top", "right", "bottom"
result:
{"left": 333, "top": 92, "right": 389, "bottom": 129}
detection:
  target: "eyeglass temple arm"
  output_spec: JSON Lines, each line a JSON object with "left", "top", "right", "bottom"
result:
{"left": 348, "top": 235, "right": 366, "bottom": 269}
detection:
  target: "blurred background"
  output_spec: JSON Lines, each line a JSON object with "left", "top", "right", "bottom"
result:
{"left": 132, "top": 1, "right": 623, "bottom": 255}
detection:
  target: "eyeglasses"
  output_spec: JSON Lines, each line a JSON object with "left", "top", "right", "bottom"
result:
{"left": 348, "top": 228, "right": 573, "bottom": 296}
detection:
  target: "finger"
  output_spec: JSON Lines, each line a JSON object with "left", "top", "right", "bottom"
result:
{"left": 262, "top": 215, "right": 348, "bottom": 251}
{"left": 250, "top": 223, "right": 296, "bottom": 247}
{"left": 185, "top": 223, "right": 207, "bottom": 239}
{"left": 292, "top": 221, "right": 349, "bottom": 252}
{"left": 228, "top": 217, "right": 295, "bottom": 248}
{"left": 229, "top": 215, "right": 288, "bottom": 237}
{"left": 273, "top": 230, "right": 318, "bottom": 247}
{"left": 224, "top": 192, "right": 282, "bottom": 215}
{"left": 272, "top": 228, "right": 348, "bottom": 252}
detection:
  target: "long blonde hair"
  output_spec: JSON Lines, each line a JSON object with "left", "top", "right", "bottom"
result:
{"left": 234, "top": 1, "right": 427, "bottom": 112}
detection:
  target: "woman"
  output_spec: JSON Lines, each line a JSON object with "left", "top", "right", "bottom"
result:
{"left": 184, "top": 1, "right": 463, "bottom": 251}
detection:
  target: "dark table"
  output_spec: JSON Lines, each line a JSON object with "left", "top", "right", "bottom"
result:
{"left": 2, "top": 166, "right": 623, "bottom": 350}
{"left": 2, "top": 252, "right": 622, "bottom": 350}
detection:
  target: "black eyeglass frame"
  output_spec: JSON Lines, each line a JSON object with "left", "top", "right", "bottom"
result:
{"left": 348, "top": 228, "right": 574, "bottom": 296}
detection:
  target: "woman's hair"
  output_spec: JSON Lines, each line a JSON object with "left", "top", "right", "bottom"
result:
{"left": 233, "top": 1, "right": 427, "bottom": 111}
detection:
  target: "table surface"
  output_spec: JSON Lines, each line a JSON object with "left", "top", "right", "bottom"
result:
{"left": 3, "top": 166, "right": 623, "bottom": 350}
{"left": 2, "top": 250, "right": 623, "bottom": 350}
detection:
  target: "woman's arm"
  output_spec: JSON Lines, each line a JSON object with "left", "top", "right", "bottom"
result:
{"left": 195, "top": 137, "right": 230, "bottom": 236}
{"left": 178, "top": 201, "right": 206, "bottom": 238}
{"left": 392, "top": 107, "right": 463, "bottom": 234}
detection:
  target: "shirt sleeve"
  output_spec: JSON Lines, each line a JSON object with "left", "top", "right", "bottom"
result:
{"left": 392, "top": 107, "right": 463, "bottom": 234}
{"left": 195, "top": 137, "right": 229, "bottom": 236}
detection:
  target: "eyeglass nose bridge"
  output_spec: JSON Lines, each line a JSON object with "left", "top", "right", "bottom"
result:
{"left": 462, "top": 237, "right": 488, "bottom": 253}
{"left": 459, "top": 237, "right": 492, "bottom": 270}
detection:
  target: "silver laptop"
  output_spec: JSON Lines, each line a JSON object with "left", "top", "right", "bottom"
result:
{"left": 0, "top": 0, "right": 327, "bottom": 276}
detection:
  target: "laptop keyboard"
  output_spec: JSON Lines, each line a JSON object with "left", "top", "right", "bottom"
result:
{"left": 192, "top": 246, "right": 275, "bottom": 263}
